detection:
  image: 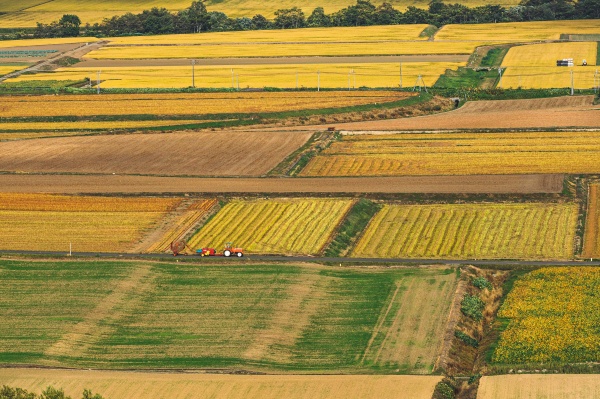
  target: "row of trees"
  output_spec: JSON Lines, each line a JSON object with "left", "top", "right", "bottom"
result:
{"left": 34, "top": 0, "right": 600, "bottom": 38}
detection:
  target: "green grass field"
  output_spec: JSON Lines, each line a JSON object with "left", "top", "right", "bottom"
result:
{"left": 0, "top": 259, "right": 457, "bottom": 374}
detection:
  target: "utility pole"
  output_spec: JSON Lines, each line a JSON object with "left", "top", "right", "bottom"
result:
{"left": 570, "top": 69, "right": 574, "bottom": 96}
{"left": 400, "top": 62, "right": 403, "bottom": 89}
{"left": 497, "top": 67, "right": 503, "bottom": 89}
{"left": 96, "top": 70, "right": 101, "bottom": 94}
{"left": 353, "top": 69, "right": 356, "bottom": 89}
{"left": 192, "top": 59, "right": 195, "bottom": 88}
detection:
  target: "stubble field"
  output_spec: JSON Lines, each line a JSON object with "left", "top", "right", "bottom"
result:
{"left": 583, "top": 183, "right": 600, "bottom": 258}
{"left": 352, "top": 203, "right": 578, "bottom": 259}
{"left": 0, "top": 259, "right": 457, "bottom": 374}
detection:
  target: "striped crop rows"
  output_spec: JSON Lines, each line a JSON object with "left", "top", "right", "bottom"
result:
{"left": 352, "top": 203, "right": 577, "bottom": 259}
{"left": 188, "top": 198, "right": 353, "bottom": 255}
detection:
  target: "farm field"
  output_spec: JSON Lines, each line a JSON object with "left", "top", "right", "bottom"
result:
{"left": 6, "top": 62, "right": 463, "bottom": 89}
{"left": 0, "top": 370, "right": 441, "bottom": 399}
{"left": 300, "top": 131, "right": 600, "bottom": 176}
{"left": 0, "top": 37, "right": 99, "bottom": 48}
{"left": 492, "top": 267, "right": 600, "bottom": 364}
{"left": 88, "top": 42, "right": 481, "bottom": 59}
{"left": 0, "top": 119, "right": 213, "bottom": 133}
{"left": 0, "top": 193, "right": 180, "bottom": 252}
{"left": 352, "top": 203, "right": 577, "bottom": 259}
{"left": 583, "top": 184, "right": 600, "bottom": 258}
{"left": 0, "top": 64, "right": 30, "bottom": 76}
{"left": 477, "top": 375, "right": 600, "bottom": 399}
{"left": 188, "top": 198, "right": 353, "bottom": 255}
{"left": 436, "top": 19, "right": 600, "bottom": 41}
{"left": 295, "top": 95, "right": 600, "bottom": 130}
{"left": 500, "top": 42, "right": 598, "bottom": 89}
{"left": 0, "top": 131, "right": 312, "bottom": 176}
{"left": 0, "top": 259, "right": 457, "bottom": 373}
{"left": 0, "top": 91, "right": 409, "bottom": 117}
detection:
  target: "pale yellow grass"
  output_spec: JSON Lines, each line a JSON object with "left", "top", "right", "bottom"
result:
{"left": 477, "top": 375, "right": 600, "bottom": 399}
{"left": 7, "top": 63, "right": 463, "bottom": 89}
{"left": 0, "top": 37, "right": 98, "bottom": 48}
{"left": 0, "top": 120, "right": 211, "bottom": 131}
{"left": 436, "top": 19, "right": 600, "bottom": 41}
{"left": 89, "top": 42, "right": 480, "bottom": 59}
{"left": 109, "top": 25, "right": 430, "bottom": 45}
{"left": 500, "top": 42, "right": 598, "bottom": 89}
{"left": 0, "top": 369, "right": 441, "bottom": 399}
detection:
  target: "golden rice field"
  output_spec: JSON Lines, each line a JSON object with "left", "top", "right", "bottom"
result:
{"left": 108, "top": 25, "right": 430, "bottom": 45}
{"left": 493, "top": 267, "right": 600, "bottom": 364}
{"left": 500, "top": 42, "right": 598, "bottom": 89}
{"left": 188, "top": 198, "right": 353, "bottom": 255}
{"left": 436, "top": 19, "right": 600, "bottom": 41}
{"left": 0, "top": 64, "right": 29, "bottom": 76}
{"left": 146, "top": 199, "right": 218, "bottom": 253}
{"left": 89, "top": 42, "right": 480, "bottom": 59}
{"left": 300, "top": 132, "right": 600, "bottom": 176}
{"left": 352, "top": 203, "right": 577, "bottom": 259}
{"left": 0, "top": 119, "right": 211, "bottom": 132}
{"left": 0, "top": 37, "right": 98, "bottom": 48}
{"left": 478, "top": 375, "right": 600, "bottom": 399}
{"left": 0, "top": 193, "right": 181, "bottom": 252}
{"left": 0, "top": 91, "right": 408, "bottom": 117}
{"left": 0, "top": 0, "right": 48, "bottom": 12}
{"left": 583, "top": 184, "right": 600, "bottom": 258}
{"left": 6, "top": 63, "right": 462, "bottom": 89}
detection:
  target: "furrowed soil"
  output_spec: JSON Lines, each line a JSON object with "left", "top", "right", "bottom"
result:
{"left": 0, "top": 259, "right": 456, "bottom": 374}
{"left": 477, "top": 375, "right": 600, "bottom": 399}
{"left": 0, "top": 131, "right": 311, "bottom": 176}
{"left": 0, "top": 174, "right": 564, "bottom": 194}
{"left": 274, "top": 96, "right": 600, "bottom": 130}
{"left": 0, "top": 369, "right": 441, "bottom": 399}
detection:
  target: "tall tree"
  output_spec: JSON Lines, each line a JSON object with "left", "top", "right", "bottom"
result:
{"left": 274, "top": 7, "right": 306, "bottom": 29}
{"left": 59, "top": 14, "right": 81, "bottom": 37}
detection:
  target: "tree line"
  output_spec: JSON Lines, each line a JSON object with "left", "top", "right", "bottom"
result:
{"left": 34, "top": 0, "right": 600, "bottom": 38}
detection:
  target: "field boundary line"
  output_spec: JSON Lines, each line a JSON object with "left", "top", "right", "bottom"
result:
{"left": 434, "top": 274, "right": 466, "bottom": 372}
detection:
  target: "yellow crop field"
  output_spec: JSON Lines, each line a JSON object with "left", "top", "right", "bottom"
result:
{"left": 493, "top": 267, "right": 600, "bottom": 363}
{"left": 146, "top": 199, "right": 218, "bottom": 253}
{"left": 300, "top": 131, "right": 600, "bottom": 176}
{"left": 583, "top": 184, "right": 600, "bottom": 258}
{"left": 500, "top": 42, "right": 598, "bottom": 89}
{"left": 0, "top": 193, "right": 181, "bottom": 252}
{"left": 0, "top": 64, "right": 29, "bottom": 76}
{"left": 6, "top": 63, "right": 462, "bottom": 89}
{"left": 0, "top": 37, "right": 98, "bottom": 48}
{"left": 0, "top": 91, "right": 409, "bottom": 117}
{"left": 436, "top": 19, "right": 600, "bottom": 41}
{"left": 478, "top": 375, "right": 600, "bottom": 399}
{"left": 0, "top": 119, "right": 211, "bottom": 132}
{"left": 89, "top": 42, "right": 480, "bottom": 59}
{"left": 109, "top": 25, "right": 430, "bottom": 45}
{"left": 188, "top": 198, "right": 353, "bottom": 255}
{"left": 0, "top": 0, "right": 48, "bottom": 12}
{"left": 352, "top": 203, "right": 577, "bottom": 259}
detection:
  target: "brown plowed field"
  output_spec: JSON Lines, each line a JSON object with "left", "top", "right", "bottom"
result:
{"left": 273, "top": 96, "right": 600, "bottom": 131}
{"left": 0, "top": 131, "right": 311, "bottom": 176}
{"left": 0, "top": 369, "right": 440, "bottom": 399}
{"left": 0, "top": 174, "right": 564, "bottom": 194}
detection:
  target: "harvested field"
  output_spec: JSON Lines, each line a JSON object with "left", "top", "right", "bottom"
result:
{"left": 0, "top": 193, "right": 180, "bottom": 252}
{"left": 0, "top": 174, "right": 564, "bottom": 194}
{"left": 0, "top": 131, "right": 311, "bottom": 176}
{"left": 0, "top": 259, "right": 456, "bottom": 373}
{"left": 478, "top": 375, "right": 600, "bottom": 399}
{"left": 0, "top": 369, "right": 441, "bottom": 399}
{"left": 436, "top": 19, "right": 600, "bottom": 41}
{"left": 188, "top": 198, "right": 353, "bottom": 255}
{"left": 6, "top": 63, "right": 463, "bottom": 89}
{"left": 493, "top": 267, "right": 600, "bottom": 364}
{"left": 352, "top": 203, "right": 578, "bottom": 259}
{"left": 300, "top": 131, "right": 600, "bottom": 176}
{"left": 290, "top": 95, "right": 600, "bottom": 130}
{"left": 0, "top": 91, "right": 409, "bottom": 117}
{"left": 583, "top": 184, "right": 600, "bottom": 258}
{"left": 0, "top": 120, "right": 213, "bottom": 133}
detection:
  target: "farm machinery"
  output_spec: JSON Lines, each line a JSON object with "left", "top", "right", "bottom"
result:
{"left": 170, "top": 240, "right": 244, "bottom": 257}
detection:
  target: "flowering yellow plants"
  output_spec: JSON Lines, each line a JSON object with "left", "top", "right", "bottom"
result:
{"left": 493, "top": 267, "right": 600, "bottom": 364}
{"left": 0, "top": 193, "right": 181, "bottom": 252}
{"left": 352, "top": 203, "right": 577, "bottom": 259}
{"left": 146, "top": 199, "right": 218, "bottom": 253}
{"left": 300, "top": 131, "right": 600, "bottom": 176}
{"left": 188, "top": 198, "right": 353, "bottom": 255}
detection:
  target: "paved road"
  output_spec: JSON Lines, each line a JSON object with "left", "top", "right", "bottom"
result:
{"left": 1, "top": 250, "right": 598, "bottom": 267}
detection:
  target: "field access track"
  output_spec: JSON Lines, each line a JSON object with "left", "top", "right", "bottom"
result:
{"left": 0, "top": 174, "right": 564, "bottom": 194}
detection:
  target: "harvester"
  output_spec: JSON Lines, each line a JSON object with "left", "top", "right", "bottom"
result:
{"left": 170, "top": 240, "right": 244, "bottom": 257}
